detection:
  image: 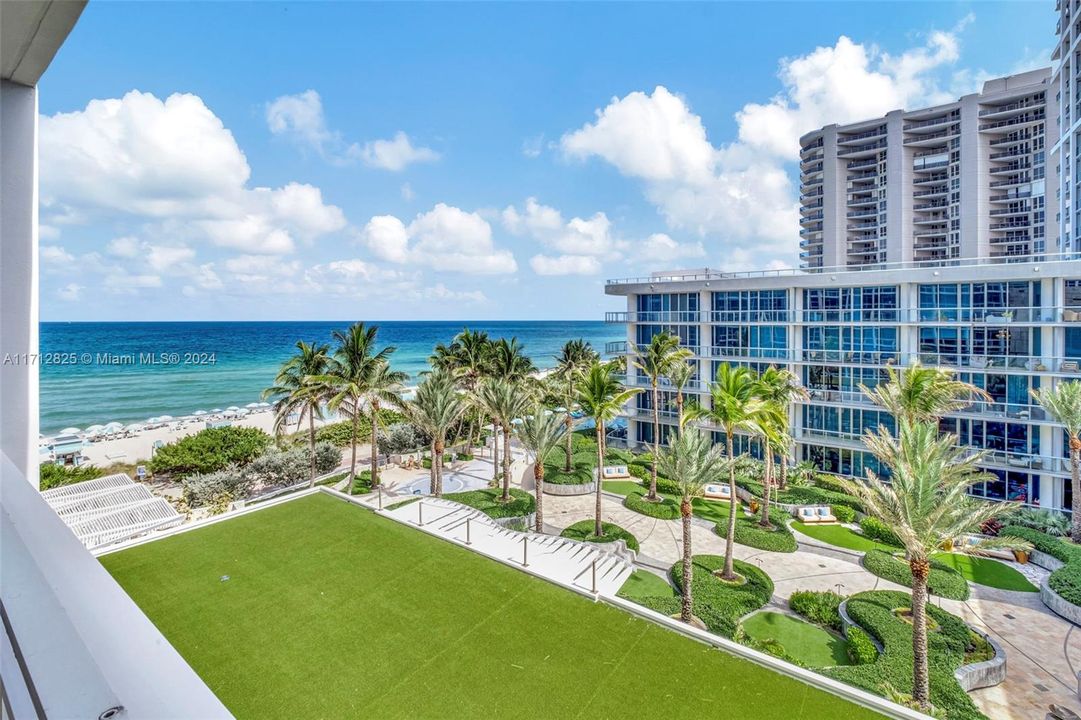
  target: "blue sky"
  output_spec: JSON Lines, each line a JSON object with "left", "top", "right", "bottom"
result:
{"left": 38, "top": 1, "right": 1054, "bottom": 321}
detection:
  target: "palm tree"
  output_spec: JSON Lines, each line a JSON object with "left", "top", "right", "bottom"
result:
{"left": 315, "top": 323, "right": 403, "bottom": 484}
{"left": 664, "top": 358, "right": 697, "bottom": 428}
{"left": 406, "top": 369, "right": 467, "bottom": 497}
{"left": 431, "top": 328, "right": 493, "bottom": 449}
{"left": 554, "top": 339, "right": 599, "bottom": 471}
{"left": 756, "top": 365, "right": 807, "bottom": 490}
{"left": 756, "top": 407, "right": 790, "bottom": 529}
{"left": 490, "top": 337, "right": 536, "bottom": 381}
{"left": 657, "top": 429, "right": 725, "bottom": 624}
{"left": 516, "top": 404, "right": 568, "bottom": 531}
{"left": 263, "top": 340, "right": 330, "bottom": 486}
{"left": 577, "top": 363, "right": 641, "bottom": 536}
{"left": 633, "top": 331, "right": 691, "bottom": 501}
{"left": 1032, "top": 380, "right": 1081, "bottom": 542}
{"left": 841, "top": 421, "right": 1025, "bottom": 710}
{"left": 475, "top": 377, "right": 530, "bottom": 501}
{"left": 363, "top": 361, "right": 408, "bottom": 486}
{"left": 684, "top": 363, "right": 767, "bottom": 580}
{"left": 862, "top": 361, "right": 989, "bottom": 425}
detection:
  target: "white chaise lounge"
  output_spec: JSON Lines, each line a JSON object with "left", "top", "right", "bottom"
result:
{"left": 601, "top": 465, "right": 630, "bottom": 480}
{"left": 795, "top": 506, "right": 837, "bottom": 524}
{"left": 703, "top": 483, "right": 732, "bottom": 500}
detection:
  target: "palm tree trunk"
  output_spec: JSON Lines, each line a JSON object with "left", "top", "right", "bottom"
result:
{"left": 307, "top": 410, "right": 316, "bottom": 487}
{"left": 723, "top": 432, "right": 737, "bottom": 580}
{"left": 564, "top": 413, "right": 574, "bottom": 472}
{"left": 680, "top": 498, "right": 694, "bottom": 623}
{"left": 594, "top": 422, "right": 605, "bottom": 537}
{"left": 492, "top": 421, "right": 500, "bottom": 485}
{"left": 370, "top": 399, "right": 380, "bottom": 487}
{"left": 349, "top": 408, "right": 359, "bottom": 482}
{"left": 501, "top": 426, "right": 512, "bottom": 501}
{"left": 779, "top": 454, "right": 788, "bottom": 490}
{"left": 1070, "top": 434, "right": 1081, "bottom": 544}
{"left": 534, "top": 462, "right": 544, "bottom": 533}
{"left": 910, "top": 557, "right": 931, "bottom": 709}
{"left": 434, "top": 438, "right": 444, "bottom": 497}
{"left": 425, "top": 436, "right": 434, "bottom": 492}
{"left": 760, "top": 451, "right": 772, "bottom": 528}
{"left": 649, "top": 381, "right": 660, "bottom": 501}
{"left": 676, "top": 391, "right": 684, "bottom": 430}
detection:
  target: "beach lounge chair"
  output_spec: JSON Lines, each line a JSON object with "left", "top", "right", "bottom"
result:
{"left": 795, "top": 506, "right": 820, "bottom": 524}
{"left": 702, "top": 483, "right": 731, "bottom": 500}
{"left": 601, "top": 465, "right": 630, "bottom": 480}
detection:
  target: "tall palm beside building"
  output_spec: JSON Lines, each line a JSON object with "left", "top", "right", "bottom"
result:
{"left": 262, "top": 340, "right": 331, "bottom": 486}
{"left": 684, "top": 363, "right": 767, "bottom": 581}
{"left": 842, "top": 421, "right": 1022, "bottom": 711}
{"left": 516, "top": 404, "right": 568, "bottom": 531}
{"left": 633, "top": 331, "right": 691, "bottom": 501}
{"left": 406, "top": 369, "right": 467, "bottom": 497}
{"left": 553, "top": 339, "right": 599, "bottom": 470}
{"left": 861, "top": 361, "right": 988, "bottom": 426}
{"left": 577, "top": 363, "right": 641, "bottom": 536}
{"left": 657, "top": 429, "right": 725, "bottom": 624}
{"left": 315, "top": 323, "right": 402, "bottom": 484}
{"left": 1031, "top": 380, "right": 1081, "bottom": 542}
{"left": 663, "top": 358, "right": 697, "bottom": 428}
{"left": 756, "top": 365, "right": 807, "bottom": 490}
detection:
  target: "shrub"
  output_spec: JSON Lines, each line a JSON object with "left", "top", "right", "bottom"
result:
{"left": 456, "top": 452, "right": 474, "bottom": 461}
{"left": 1008, "top": 507, "right": 1071, "bottom": 537}
{"left": 846, "top": 627, "right": 878, "bottom": 665}
{"left": 444, "top": 488, "right": 535, "bottom": 519}
{"left": 862, "top": 549, "right": 970, "bottom": 601}
{"left": 560, "top": 520, "right": 640, "bottom": 552}
{"left": 666, "top": 555, "right": 773, "bottom": 637}
{"left": 241, "top": 442, "right": 341, "bottom": 488}
{"left": 789, "top": 590, "right": 843, "bottom": 631}
{"left": 730, "top": 515, "right": 797, "bottom": 553}
{"left": 181, "top": 468, "right": 253, "bottom": 507}
{"left": 150, "top": 426, "right": 272, "bottom": 478}
{"left": 627, "top": 463, "right": 650, "bottom": 482}
{"left": 377, "top": 423, "right": 428, "bottom": 455}
{"left": 737, "top": 477, "right": 863, "bottom": 513}
{"left": 859, "top": 517, "right": 902, "bottom": 547}
{"left": 623, "top": 490, "right": 680, "bottom": 520}
{"left": 544, "top": 464, "right": 593, "bottom": 485}
{"left": 652, "top": 476, "right": 682, "bottom": 496}
{"left": 39, "top": 463, "right": 104, "bottom": 491}
{"left": 832, "top": 504, "right": 857, "bottom": 524}
{"left": 824, "top": 590, "right": 985, "bottom": 720}
{"left": 1001, "top": 525, "right": 1081, "bottom": 606}
{"left": 421, "top": 457, "right": 433, "bottom": 469}
{"left": 812, "top": 473, "right": 850, "bottom": 494}
{"left": 208, "top": 491, "right": 233, "bottom": 516}
{"left": 350, "top": 470, "right": 373, "bottom": 495}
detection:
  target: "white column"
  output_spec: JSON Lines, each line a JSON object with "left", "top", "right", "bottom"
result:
{"left": 0, "top": 80, "right": 41, "bottom": 485}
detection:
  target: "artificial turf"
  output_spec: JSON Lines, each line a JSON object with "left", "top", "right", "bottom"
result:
{"left": 101, "top": 493, "right": 883, "bottom": 720}
{"left": 791, "top": 521, "right": 899, "bottom": 553}
{"left": 740, "top": 612, "right": 853, "bottom": 668}
{"left": 617, "top": 570, "right": 675, "bottom": 600}
{"left": 930, "top": 552, "right": 1038, "bottom": 592}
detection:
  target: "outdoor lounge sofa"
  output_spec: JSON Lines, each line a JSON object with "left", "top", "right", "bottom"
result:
{"left": 795, "top": 506, "right": 837, "bottom": 524}
{"left": 601, "top": 465, "right": 630, "bottom": 480}
{"left": 702, "top": 483, "right": 732, "bottom": 500}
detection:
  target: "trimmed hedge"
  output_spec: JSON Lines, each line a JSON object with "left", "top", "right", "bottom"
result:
{"left": 623, "top": 490, "right": 681, "bottom": 520}
{"left": 543, "top": 464, "right": 594, "bottom": 485}
{"left": 859, "top": 517, "right": 902, "bottom": 548}
{"left": 825, "top": 590, "right": 987, "bottom": 720}
{"left": 831, "top": 504, "right": 857, "bottom": 524}
{"left": 789, "top": 590, "right": 843, "bottom": 632}
{"left": 729, "top": 515, "right": 797, "bottom": 553}
{"left": 737, "top": 478, "right": 863, "bottom": 513}
{"left": 626, "top": 555, "right": 773, "bottom": 638}
{"left": 150, "top": 426, "right": 272, "bottom": 478}
{"left": 1001, "top": 524, "right": 1081, "bottom": 605}
{"left": 846, "top": 627, "right": 878, "bottom": 665}
{"left": 862, "top": 550, "right": 970, "bottom": 601}
{"left": 560, "top": 520, "right": 640, "bottom": 552}
{"left": 444, "top": 488, "right": 535, "bottom": 519}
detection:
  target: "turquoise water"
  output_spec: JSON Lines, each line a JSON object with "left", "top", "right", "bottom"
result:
{"left": 39, "top": 321, "right": 621, "bottom": 434}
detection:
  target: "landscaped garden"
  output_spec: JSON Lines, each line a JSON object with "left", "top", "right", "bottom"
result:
{"left": 443, "top": 487, "right": 535, "bottom": 518}
{"left": 739, "top": 612, "right": 853, "bottom": 668}
{"left": 100, "top": 494, "right": 883, "bottom": 719}
{"left": 862, "top": 549, "right": 970, "bottom": 600}
{"left": 930, "top": 552, "right": 1037, "bottom": 593}
{"left": 790, "top": 521, "right": 898, "bottom": 553}
{"left": 560, "top": 519, "right": 640, "bottom": 552}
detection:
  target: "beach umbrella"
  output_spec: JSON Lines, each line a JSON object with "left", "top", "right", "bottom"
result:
{"left": 84, "top": 424, "right": 106, "bottom": 434}
{"left": 103, "top": 422, "right": 123, "bottom": 433}
{"left": 211, "top": 408, "right": 223, "bottom": 414}
{"left": 124, "top": 423, "right": 144, "bottom": 432}
{"left": 192, "top": 410, "right": 208, "bottom": 416}
{"left": 158, "top": 415, "right": 174, "bottom": 422}
{"left": 60, "top": 427, "right": 82, "bottom": 436}
{"left": 257, "top": 402, "right": 271, "bottom": 408}
{"left": 226, "top": 406, "right": 240, "bottom": 412}
{"left": 245, "top": 402, "right": 260, "bottom": 408}
{"left": 236, "top": 408, "right": 250, "bottom": 416}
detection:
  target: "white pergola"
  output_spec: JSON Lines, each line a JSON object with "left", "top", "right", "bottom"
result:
{"left": 42, "top": 474, "right": 183, "bottom": 550}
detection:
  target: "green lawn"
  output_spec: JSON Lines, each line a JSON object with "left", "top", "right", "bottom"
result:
{"left": 792, "top": 522, "right": 898, "bottom": 553}
{"left": 560, "top": 519, "right": 640, "bottom": 552}
{"left": 101, "top": 494, "right": 882, "bottom": 719}
{"left": 741, "top": 612, "right": 853, "bottom": 668}
{"left": 931, "top": 552, "right": 1038, "bottom": 592}
{"left": 602, "top": 480, "right": 642, "bottom": 496}
{"left": 617, "top": 570, "right": 675, "bottom": 600}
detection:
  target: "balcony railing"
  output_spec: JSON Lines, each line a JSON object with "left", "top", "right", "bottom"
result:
{"left": 800, "top": 389, "right": 1051, "bottom": 422}
{"left": 604, "top": 311, "right": 702, "bottom": 323}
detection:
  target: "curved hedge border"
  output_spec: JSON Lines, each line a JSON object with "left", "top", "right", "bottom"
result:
{"left": 623, "top": 490, "right": 681, "bottom": 520}
{"left": 443, "top": 488, "right": 535, "bottom": 519}
{"left": 560, "top": 520, "right": 640, "bottom": 552}
{"left": 1000, "top": 524, "right": 1081, "bottom": 606}
{"left": 736, "top": 478, "right": 863, "bottom": 513}
{"left": 726, "top": 516, "right": 797, "bottom": 553}
{"left": 862, "top": 549, "right": 970, "bottom": 601}
{"left": 543, "top": 463, "right": 594, "bottom": 486}
{"left": 825, "top": 590, "right": 987, "bottom": 720}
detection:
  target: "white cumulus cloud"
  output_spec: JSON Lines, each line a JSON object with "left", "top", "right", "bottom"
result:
{"left": 529, "top": 254, "right": 602, "bottom": 276}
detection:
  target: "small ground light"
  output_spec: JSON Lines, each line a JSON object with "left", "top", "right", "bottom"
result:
{"left": 220, "top": 575, "right": 230, "bottom": 582}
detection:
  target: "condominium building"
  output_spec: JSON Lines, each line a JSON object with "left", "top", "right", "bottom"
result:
{"left": 800, "top": 70, "right": 1056, "bottom": 269}
{"left": 1053, "top": 0, "right": 1081, "bottom": 254}
{"left": 605, "top": 255, "right": 1081, "bottom": 513}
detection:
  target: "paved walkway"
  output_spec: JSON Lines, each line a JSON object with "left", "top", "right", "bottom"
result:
{"left": 540, "top": 490, "right": 1081, "bottom": 720}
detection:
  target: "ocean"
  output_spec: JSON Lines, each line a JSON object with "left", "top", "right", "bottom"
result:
{"left": 38, "top": 321, "right": 622, "bottom": 435}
